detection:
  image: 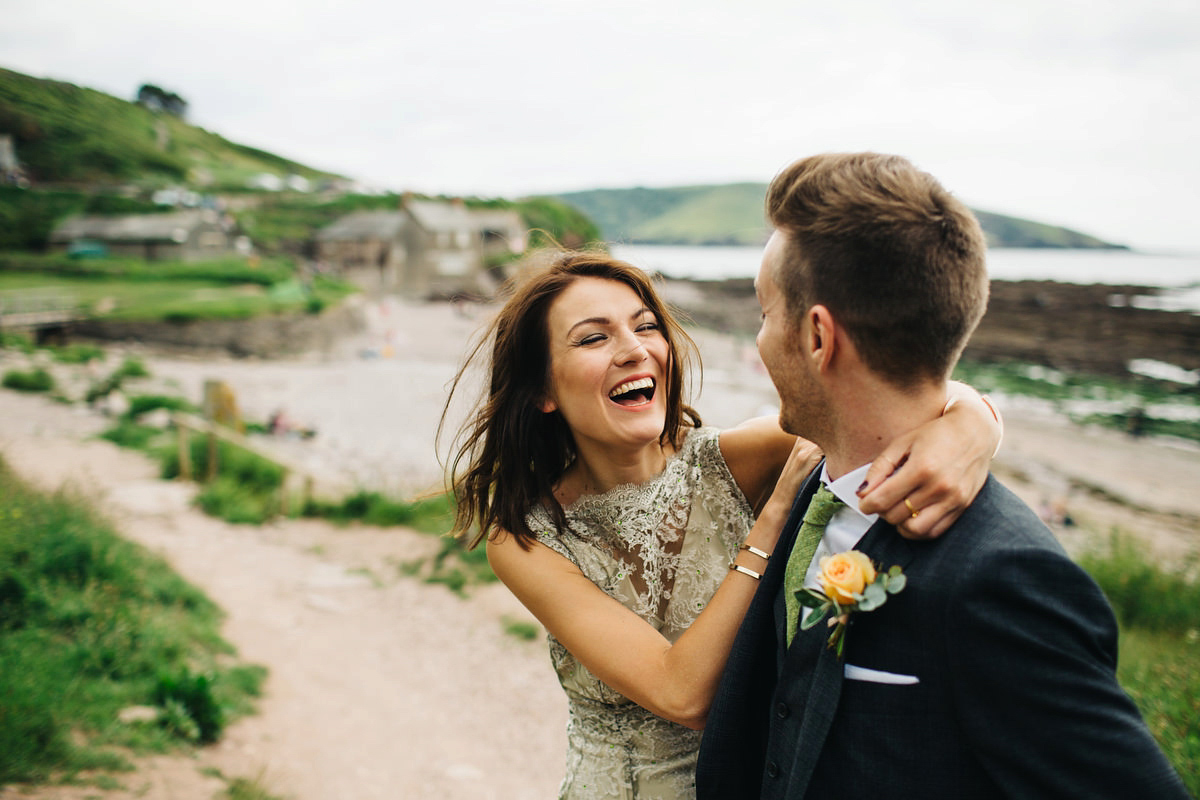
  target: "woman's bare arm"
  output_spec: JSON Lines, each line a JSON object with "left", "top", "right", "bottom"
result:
{"left": 721, "top": 381, "right": 1001, "bottom": 540}
{"left": 488, "top": 438, "right": 818, "bottom": 730}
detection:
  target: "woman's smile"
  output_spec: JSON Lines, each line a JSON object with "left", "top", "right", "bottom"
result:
{"left": 542, "top": 277, "right": 671, "bottom": 449}
{"left": 608, "top": 376, "right": 657, "bottom": 407}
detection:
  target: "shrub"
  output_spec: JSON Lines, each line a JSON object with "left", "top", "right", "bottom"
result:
{"left": 0, "top": 456, "right": 264, "bottom": 782}
{"left": 2, "top": 367, "right": 54, "bottom": 393}
{"left": 0, "top": 331, "right": 35, "bottom": 353}
{"left": 113, "top": 356, "right": 149, "bottom": 380}
{"left": 100, "top": 419, "right": 162, "bottom": 451}
{"left": 302, "top": 491, "right": 454, "bottom": 533}
{"left": 49, "top": 343, "right": 105, "bottom": 364}
{"left": 194, "top": 477, "right": 277, "bottom": 525}
{"left": 154, "top": 668, "right": 223, "bottom": 743}
{"left": 1079, "top": 533, "right": 1200, "bottom": 634}
{"left": 124, "top": 393, "right": 191, "bottom": 420}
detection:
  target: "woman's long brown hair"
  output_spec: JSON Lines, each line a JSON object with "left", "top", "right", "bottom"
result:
{"left": 439, "top": 250, "right": 701, "bottom": 549}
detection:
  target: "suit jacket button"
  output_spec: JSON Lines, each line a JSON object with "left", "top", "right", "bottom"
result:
{"left": 775, "top": 702, "right": 789, "bottom": 719}
{"left": 766, "top": 761, "right": 780, "bottom": 779}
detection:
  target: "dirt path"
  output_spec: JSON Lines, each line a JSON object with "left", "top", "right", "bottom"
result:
{"left": 0, "top": 390, "right": 565, "bottom": 800}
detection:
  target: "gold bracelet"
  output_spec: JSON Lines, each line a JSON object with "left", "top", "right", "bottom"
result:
{"left": 739, "top": 543, "right": 770, "bottom": 560}
{"left": 730, "top": 563, "right": 762, "bottom": 580}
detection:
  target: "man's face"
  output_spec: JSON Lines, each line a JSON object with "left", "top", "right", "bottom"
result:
{"left": 755, "top": 230, "right": 822, "bottom": 438}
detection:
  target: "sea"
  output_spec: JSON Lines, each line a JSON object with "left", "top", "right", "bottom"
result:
{"left": 612, "top": 244, "right": 1200, "bottom": 313}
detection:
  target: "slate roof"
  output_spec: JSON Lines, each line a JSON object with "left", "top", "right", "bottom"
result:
{"left": 49, "top": 209, "right": 220, "bottom": 243}
{"left": 315, "top": 210, "right": 407, "bottom": 241}
{"left": 404, "top": 200, "right": 478, "bottom": 233}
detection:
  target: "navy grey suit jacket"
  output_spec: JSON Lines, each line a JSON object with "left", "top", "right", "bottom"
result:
{"left": 696, "top": 468, "right": 1189, "bottom": 799}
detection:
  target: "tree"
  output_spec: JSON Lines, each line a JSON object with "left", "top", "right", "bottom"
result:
{"left": 136, "top": 84, "right": 188, "bottom": 118}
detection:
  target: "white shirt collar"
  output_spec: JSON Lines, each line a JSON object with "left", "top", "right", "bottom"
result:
{"left": 821, "top": 462, "right": 878, "bottom": 527}
{"left": 802, "top": 462, "right": 878, "bottom": 589}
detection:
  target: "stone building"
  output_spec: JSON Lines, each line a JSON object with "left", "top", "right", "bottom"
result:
{"left": 315, "top": 199, "right": 526, "bottom": 296}
{"left": 48, "top": 209, "right": 231, "bottom": 261}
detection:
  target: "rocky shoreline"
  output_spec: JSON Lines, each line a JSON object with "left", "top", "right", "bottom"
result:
{"left": 46, "top": 278, "right": 1200, "bottom": 381}
{"left": 665, "top": 278, "right": 1200, "bottom": 379}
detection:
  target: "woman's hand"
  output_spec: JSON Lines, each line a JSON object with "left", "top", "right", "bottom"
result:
{"left": 857, "top": 383, "right": 1001, "bottom": 539}
{"left": 759, "top": 436, "right": 823, "bottom": 523}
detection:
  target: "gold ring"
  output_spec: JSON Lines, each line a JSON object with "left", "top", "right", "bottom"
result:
{"left": 904, "top": 498, "right": 920, "bottom": 518}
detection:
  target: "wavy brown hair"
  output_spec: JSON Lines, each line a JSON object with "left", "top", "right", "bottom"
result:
{"left": 440, "top": 250, "right": 702, "bottom": 549}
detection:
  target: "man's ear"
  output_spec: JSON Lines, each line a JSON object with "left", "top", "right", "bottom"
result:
{"left": 808, "top": 304, "right": 837, "bottom": 373}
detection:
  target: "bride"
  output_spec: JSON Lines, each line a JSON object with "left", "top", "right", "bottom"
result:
{"left": 442, "top": 251, "right": 999, "bottom": 799}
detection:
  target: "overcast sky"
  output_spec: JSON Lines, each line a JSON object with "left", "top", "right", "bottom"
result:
{"left": 4, "top": 0, "right": 1198, "bottom": 252}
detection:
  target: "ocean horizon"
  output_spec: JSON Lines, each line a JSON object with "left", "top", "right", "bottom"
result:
{"left": 611, "top": 244, "right": 1200, "bottom": 289}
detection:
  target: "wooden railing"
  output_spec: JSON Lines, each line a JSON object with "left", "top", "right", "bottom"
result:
{"left": 170, "top": 410, "right": 315, "bottom": 514}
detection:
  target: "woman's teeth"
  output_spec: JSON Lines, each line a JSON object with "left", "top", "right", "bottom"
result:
{"left": 609, "top": 377, "right": 655, "bottom": 398}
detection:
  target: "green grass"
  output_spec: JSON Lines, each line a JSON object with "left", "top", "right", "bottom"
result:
{"left": 0, "top": 186, "right": 165, "bottom": 251}
{"left": 156, "top": 438, "right": 286, "bottom": 525}
{"left": 85, "top": 357, "right": 152, "bottom": 404}
{"left": 0, "top": 254, "right": 356, "bottom": 324}
{"left": 0, "top": 67, "right": 338, "bottom": 190}
{"left": 0, "top": 331, "right": 35, "bottom": 352}
{"left": 99, "top": 419, "right": 163, "bottom": 451}
{"left": 502, "top": 616, "right": 540, "bottom": 641}
{"left": 124, "top": 393, "right": 194, "bottom": 420}
{"left": 953, "top": 359, "right": 1200, "bottom": 444}
{"left": 48, "top": 343, "right": 106, "bottom": 364}
{"left": 1, "top": 367, "right": 54, "bottom": 393}
{"left": 0, "top": 455, "right": 265, "bottom": 785}
{"left": 1079, "top": 534, "right": 1200, "bottom": 793}
{"left": 301, "top": 490, "right": 455, "bottom": 532}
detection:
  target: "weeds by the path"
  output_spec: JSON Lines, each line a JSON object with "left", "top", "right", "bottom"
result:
{"left": 0, "top": 455, "right": 265, "bottom": 788}
{"left": 1080, "top": 534, "right": 1200, "bottom": 793}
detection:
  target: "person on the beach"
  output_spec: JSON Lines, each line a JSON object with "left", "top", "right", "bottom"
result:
{"left": 695, "top": 152, "right": 1188, "bottom": 799}
{"left": 442, "top": 250, "right": 1002, "bottom": 799}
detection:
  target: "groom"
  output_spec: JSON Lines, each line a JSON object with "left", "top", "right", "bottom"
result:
{"left": 695, "top": 153, "right": 1188, "bottom": 798}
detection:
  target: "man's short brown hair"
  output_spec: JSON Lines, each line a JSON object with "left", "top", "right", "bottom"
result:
{"left": 766, "top": 152, "right": 989, "bottom": 386}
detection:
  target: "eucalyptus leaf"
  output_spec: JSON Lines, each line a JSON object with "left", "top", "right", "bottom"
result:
{"left": 887, "top": 574, "right": 907, "bottom": 594}
{"left": 801, "top": 605, "right": 829, "bottom": 630}
{"left": 797, "top": 588, "right": 830, "bottom": 608}
{"left": 888, "top": 565, "right": 903, "bottom": 577}
{"left": 863, "top": 583, "right": 886, "bottom": 603}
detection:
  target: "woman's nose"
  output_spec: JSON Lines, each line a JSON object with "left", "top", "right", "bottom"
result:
{"left": 613, "top": 334, "right": 648, "bottom": 365}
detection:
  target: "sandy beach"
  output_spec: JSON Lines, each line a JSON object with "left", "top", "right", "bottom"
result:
{"left": 1, "top": 296, "right": 1197, "bottom": 799}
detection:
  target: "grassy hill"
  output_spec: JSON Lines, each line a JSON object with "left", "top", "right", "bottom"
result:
{"left": 0, "top": 67, "right": 341, "bottom": 188}
{"left": 0, "top": 67, "right": 601, "bottom": 256}
{"left": 553, "top": 184, "right": 1129, "bottom": 249}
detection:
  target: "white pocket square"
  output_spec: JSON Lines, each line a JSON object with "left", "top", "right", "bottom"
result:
{"left": 844, "top": 664, "right": 920, "bottom": 685}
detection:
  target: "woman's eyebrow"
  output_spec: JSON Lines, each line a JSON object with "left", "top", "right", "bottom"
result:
{"left": 566, "top": 307, "right": 652, "bottom": 337}
{"left": 566, "top": 316, "right": 609, "bottom": 337}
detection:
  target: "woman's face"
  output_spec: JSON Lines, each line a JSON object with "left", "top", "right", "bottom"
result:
{"left": 541, "top": 277, "right": 671, "bottom": 452}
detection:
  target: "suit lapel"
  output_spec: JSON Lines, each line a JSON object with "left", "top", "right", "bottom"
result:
{"left": 779, "top": 509, "right": 918, "bottom": 796}
{"left": 783, "top": 619, "right": 844, "bottom": 797}
{"left": 770, "top": 469, "right": 823, "bottom": 652}
{"left": 857, "top": 518, "right": 919, "bottom": 575}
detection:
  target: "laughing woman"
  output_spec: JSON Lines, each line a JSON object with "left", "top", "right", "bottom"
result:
{"left": 442, "top": 251, "right": 1000, "bottom": 800}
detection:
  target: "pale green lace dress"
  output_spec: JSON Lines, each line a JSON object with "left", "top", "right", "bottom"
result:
{"left": 528, "top": 427, "right": 755, "bottom": 800}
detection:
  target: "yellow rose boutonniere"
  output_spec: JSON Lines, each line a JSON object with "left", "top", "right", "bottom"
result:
{"left": 796, "top": 550, "right": 906, "bottom": 658}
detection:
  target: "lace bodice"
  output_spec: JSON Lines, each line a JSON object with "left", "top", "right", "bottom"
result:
{"left": 528, "top": 427, "right": 754, "bottom": 799}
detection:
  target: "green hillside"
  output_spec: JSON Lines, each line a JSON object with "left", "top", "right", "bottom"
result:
{"left": 553, "top": 184, "right": 1128, "bottom": 249}
{"left": 0, "top": 67, "right": 341, "bottom": 188}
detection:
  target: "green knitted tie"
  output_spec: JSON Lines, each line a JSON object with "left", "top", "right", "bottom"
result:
{"left": 784, "top": 484, "right": 845, "bottom": 647}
